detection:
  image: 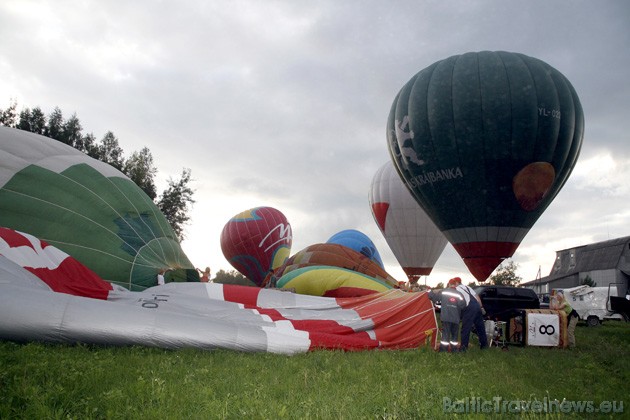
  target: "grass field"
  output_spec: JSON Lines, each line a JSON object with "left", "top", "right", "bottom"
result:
{"left": 1, "top": 321, "right": 628, "bottom": 419}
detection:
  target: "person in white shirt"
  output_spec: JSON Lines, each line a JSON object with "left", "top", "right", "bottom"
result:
{"left": 157, "top": 269, "right": 166, "bottom": 286}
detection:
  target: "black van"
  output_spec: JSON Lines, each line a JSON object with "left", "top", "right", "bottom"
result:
{"left": 473, "top": 286, "right": 540, "bottom": 321}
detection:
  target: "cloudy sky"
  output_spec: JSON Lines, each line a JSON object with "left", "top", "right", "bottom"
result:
{"left": 1, "top": 0, "right": 629, "bottom": 286}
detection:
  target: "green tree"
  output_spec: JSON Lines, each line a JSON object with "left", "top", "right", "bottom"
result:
{"left": 97, "top": 131, "right": 125, "bottom": 171}
{"left": 17, "top": 108, "right": 33, "bottom": 131}
{"left": 213, "top": 269, "right": 252, "bottom": 286}
{"left": 45, "top": 107, "right": 64, "bottom": 141}
{"left": 489, "top": 260, "right": 522, "bottom": 286}
{"left": 435, "top": 282, "right": 445, "bottom": 289}
{"left": 29, "top": 107, "right": 47, "bottom": 134}
{"left": 0, "top": 100, "right": 18, "bottom": 127}
{"left": 16, "top": 106, "right": 47, "bottom": 135}
{"left": 580, "top": 275, "right": 597, "bottom": 287}
{"left": 62, "top": 113, "right": 83, "bottom": 148}
{"left": 124, "top": 147, "right": 157, "bottom": 200}
{"left": 157, "top": 168, "right": 195, "bottom": 241}
{"left": 75, "top": 132, "right": 100, "bottom": 158}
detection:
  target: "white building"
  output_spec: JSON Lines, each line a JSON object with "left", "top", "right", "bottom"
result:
{"left": 522, "top": 236, "right": 630, "bottom": 297}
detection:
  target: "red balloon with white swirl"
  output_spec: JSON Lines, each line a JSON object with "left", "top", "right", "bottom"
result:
{"left": 220, "top": 207, "right": 292, "bottom": 287}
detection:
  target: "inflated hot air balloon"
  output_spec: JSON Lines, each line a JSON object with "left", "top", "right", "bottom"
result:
{"left": 369, "top": 161, "right": 447, "bottom": 282}
{"left": 327, "top": 229, "right": 384, "bottom": 269}
{"left": 387, "top": 51, "right": 584, "bottom": 282}
{"left": 220, "top": 206, "right": 292, "bottom": 286}
{"left": 0, "top": 126, "right": 197, "bottom": 290}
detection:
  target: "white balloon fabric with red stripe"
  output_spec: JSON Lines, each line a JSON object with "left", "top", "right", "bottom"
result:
{"left": 0, "top": 227, "right": 437, "bottom": 354}
{"left": 0, "top": 227, "right": 113, "bottom": 299}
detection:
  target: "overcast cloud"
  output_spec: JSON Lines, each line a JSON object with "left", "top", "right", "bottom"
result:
{"left": 1, "top": 0, "right": 629, "bottom": 286}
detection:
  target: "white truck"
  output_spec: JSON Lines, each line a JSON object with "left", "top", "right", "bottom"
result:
{"left": 555, "top": 285, "right": 625, "bottom": 327}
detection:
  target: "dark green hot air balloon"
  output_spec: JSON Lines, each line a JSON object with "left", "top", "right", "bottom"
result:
{"left": 387, "top": 51, "right": 584, "bottom": 282}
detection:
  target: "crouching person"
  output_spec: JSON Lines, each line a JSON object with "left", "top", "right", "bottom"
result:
{"left": 429, "top": 278, "right": 466, "bottom": 352}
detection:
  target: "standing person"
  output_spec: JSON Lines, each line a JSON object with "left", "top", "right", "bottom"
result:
{"left": 454, "top": 277, "right": 488, "bottom": 351}
{"left": 429, "top": 278, "right": 466, "bottom": 352}
{"left": 157, "top": 269, "right": 166, "bottom": 286}
{"left": 197, "top": 267, "right": 211, "bottom": 282}
{"left": 552, "top": 291, "right": 578, "bottom": 348}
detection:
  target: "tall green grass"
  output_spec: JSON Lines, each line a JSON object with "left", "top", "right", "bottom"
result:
{"left": 1, "top": 322, "right": 628, "bottom": 419}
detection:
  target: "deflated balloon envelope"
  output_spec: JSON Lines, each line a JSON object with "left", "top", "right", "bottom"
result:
{"left": 275, "top": 265, "right": 395, "bottom": 298}
{"left": 387, "top": 51, "right": 584, "bottom": 281}
{"left": 327, "top": 229, "right": 384, "bottom": 269}
{"left": 220, "top": 206, "right": 292, "bottom": 287}
{"left": 369, "top": 161, "right": 447, "bottom": 282}
{"left": 274, "top": 242, "right": 398, "bottom": 287}
{"left": 0, "top": 226, "right": 115, "bottom": 299}
{"left": 0, "top": 127, "right": 197, "bottom": 290}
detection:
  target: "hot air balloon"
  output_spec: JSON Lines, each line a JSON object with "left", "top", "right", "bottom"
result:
{"left": 220, "top": 206, "right": 292, "bottom": 287}
{"left": 0, "top": 126, "right": 197, "bottom": 290}
{"left": 369, "top": 161, "right": 447, "bottom": 282}
{"left": 387, "top": 51, "right": 584, "bottom": 282}
{"left": 327, "top": 229, "right": 384, "bottom": 269}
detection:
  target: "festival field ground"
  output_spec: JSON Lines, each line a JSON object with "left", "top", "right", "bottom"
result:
{"left": 1, "top": 321, "right": 628, "bottom": 419}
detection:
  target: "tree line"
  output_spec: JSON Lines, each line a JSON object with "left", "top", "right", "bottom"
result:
{"left": 0, "top": 100, "right": 194, "bottom": 241}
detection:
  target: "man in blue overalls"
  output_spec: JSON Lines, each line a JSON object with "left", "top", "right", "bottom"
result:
{"left": 453, "top": 277, "right": 488, "bottom": 351}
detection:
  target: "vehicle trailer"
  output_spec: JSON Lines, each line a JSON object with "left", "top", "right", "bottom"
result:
{"left": 555, "top": 284, "right": 625, "bottom": 327}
